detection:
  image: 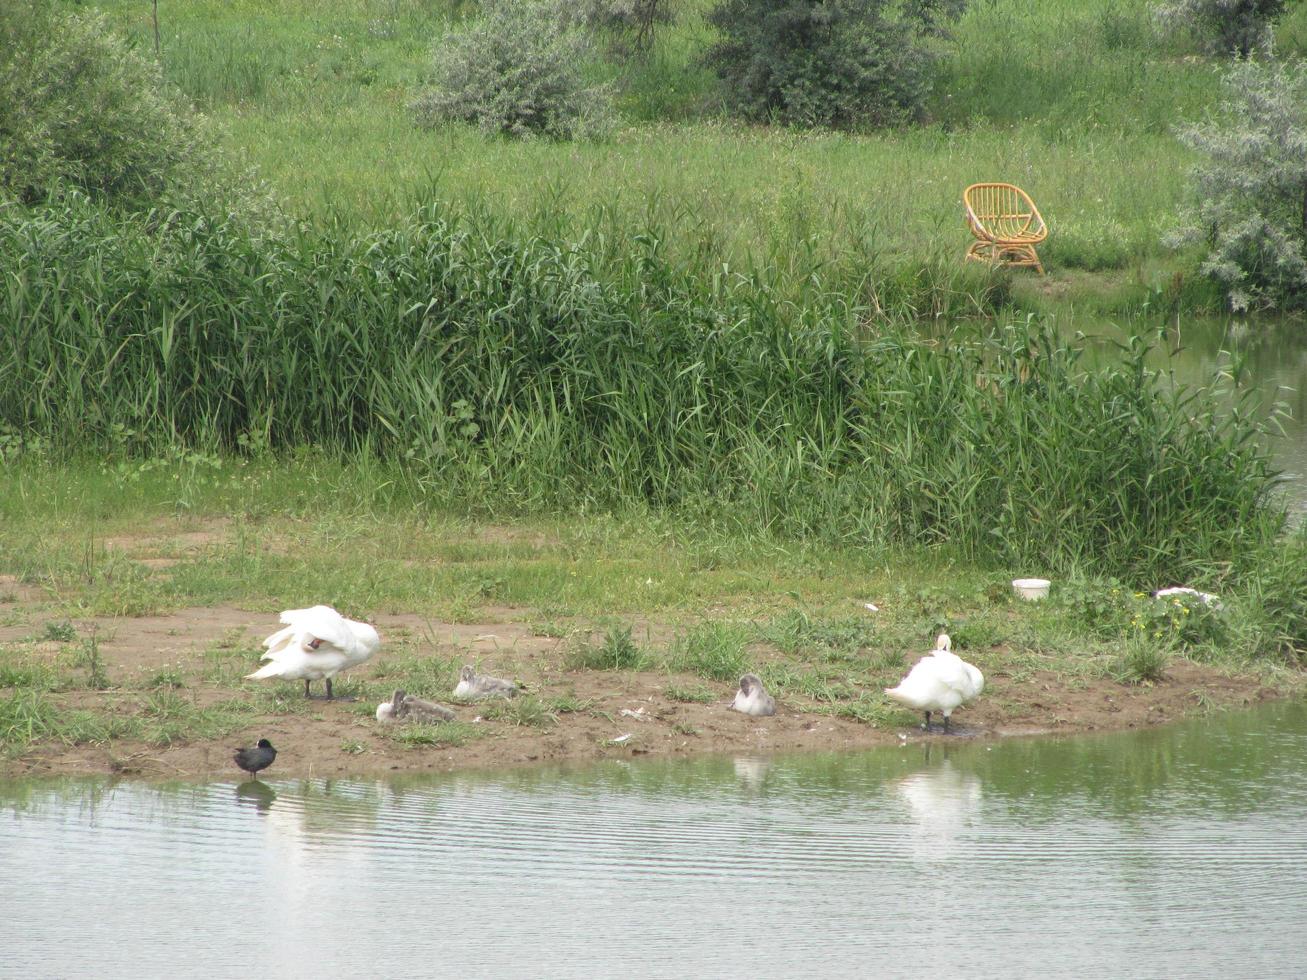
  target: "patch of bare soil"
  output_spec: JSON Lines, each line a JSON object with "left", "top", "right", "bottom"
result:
{"left": 1, "top": 599, "right": 1286, "bottom": 781}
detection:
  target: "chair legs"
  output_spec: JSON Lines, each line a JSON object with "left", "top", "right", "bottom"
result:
{"left": 965, "top": 240, "right": 1044, "bottom": 275}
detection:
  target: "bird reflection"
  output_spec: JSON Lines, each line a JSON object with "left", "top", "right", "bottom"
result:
{"left": 892, "top": 759, "right": 983, "bottom": 862}
{"left": 733, "top": 756, "right": 772, "bottom": 793}
{"left": 235, "top": 779, "right": 277, "bottom": 812}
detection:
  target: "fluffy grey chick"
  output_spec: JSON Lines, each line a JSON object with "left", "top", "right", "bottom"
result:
{"left": 376, "top": 689, "right": 455, "bottom": 723}
{"left": 453, "top": 664, "right": 518, "bottom": 700}
{"left": 732, "top": 674, "right": 776, "bottom": 717}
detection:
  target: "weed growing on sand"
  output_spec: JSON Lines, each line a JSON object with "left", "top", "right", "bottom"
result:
{"left": 1113, "top": 635, "right": 1170, "bottom": 684}
{"left": 75, "top": 634, "right": 110, "bottom": 690}
{"left": 42, "top": 621, "right": 76, "bottom": 643}
{"left": 545, "top": 694, "right": 596, "bottom": 714}
{"left": 387, "top": 721, "right": 483, "bottom": 747}
{"left": 481, "top": 695, "right": 558, "bottom": 728}
{"left": 566, "top": 624, "right": 647, "bottom": 671}
{"left": 148, "top": 668, "right": 185, "bottom": 689}
{"left": 666, "top": 621, "right": 749, "bottom": 681}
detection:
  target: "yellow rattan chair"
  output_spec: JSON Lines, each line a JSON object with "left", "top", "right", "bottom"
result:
{"left": 963, "top": 183, "right": 1047, "bottom": 275}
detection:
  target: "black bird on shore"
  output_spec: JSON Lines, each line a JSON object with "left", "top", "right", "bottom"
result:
{"left": 233, "top": 738, "right": 277, "bottom": 779}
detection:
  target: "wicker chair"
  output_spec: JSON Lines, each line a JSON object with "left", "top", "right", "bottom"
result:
{"left": 963, "top": 183, "right": 1047, "bottom": 275}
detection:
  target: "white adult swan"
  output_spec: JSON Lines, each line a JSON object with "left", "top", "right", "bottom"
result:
{"left": 246, "top": 605, "right": 380, "bottom": 700}
{"left": 884, "top": 633, "right": 983, "bottom": 733}
{"left": 731, "top": 673, "right": 776, "bottom": 717}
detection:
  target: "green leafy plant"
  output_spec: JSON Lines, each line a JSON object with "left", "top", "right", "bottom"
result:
{"left": 1113, "top": 633, "right": 1169, "bottom": 684}
{"left": 566, "top": 623, "right": 647, "bottom": 670}
{"left": 42, "top": 621, "right": 76, "bottom": 643}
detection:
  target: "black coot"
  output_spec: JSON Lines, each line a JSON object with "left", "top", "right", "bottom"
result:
{"left": 233, "top": 738, "right": 277, "bottom": 778}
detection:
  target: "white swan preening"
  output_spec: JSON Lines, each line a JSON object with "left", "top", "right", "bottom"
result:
{"left": 246, "top": 605, "right": 380, "bottom": 700}
{"left": 884, "top": 633, "right": 984, "bottom": 733}
{"left": 376, "top": 689, "right": 455, "bottom": 723}
{"left": 453, "top": 664, "right": 518, "bottom": 700}
{"left": 731, "top": 673, "right": 776, "bottom": 717}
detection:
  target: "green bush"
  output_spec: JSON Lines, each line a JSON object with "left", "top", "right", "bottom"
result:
{"left": 0, "top": 1, "right": 223, "bottom": 208}
{"left": 1154, "top": 0, "right": 1286, "bottom": 57}
{"left": 703, "top": 0, "right": 947, "bottom": 128}
{"left": 1169, "top": 58, "right": 1307, "bottom": 311}
{"left": 412, "top": 0, "right": 615, "bottom": 140}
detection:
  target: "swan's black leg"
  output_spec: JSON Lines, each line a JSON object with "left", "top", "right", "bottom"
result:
{"left": 325, "top": 678, "right": 334, "bottom": 701}
{"left": 923, "top": 710, "right": 932, "bottom": 731}
{"left": 303, "top": 678, "right": 311, "bottom": 698}
{"left": 943, "top": 714, "right": 951, "bottom": 733}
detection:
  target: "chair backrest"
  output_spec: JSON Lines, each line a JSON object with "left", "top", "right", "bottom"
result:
{"left": 963, "top": 183, "right": 1045, "bottom": 240}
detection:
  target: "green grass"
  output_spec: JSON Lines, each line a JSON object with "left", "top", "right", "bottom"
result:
{"left": 1113, "top": 635, "right": 1172, "bottom": 684}
{"left": 77, "top": 0, "right": 1304, "bottom": 285}
{"left": 666, "top": 621, "right": 750, "bottom": 681}
{"left": 479, "top": 695, "right": 559, "bottom": 728}
{"left": 565, "top": 624, "right": 649, "bottom": 671}
{"left": 386, "top": 720, "right": 484, "bottom": 747}
{"left": 664, "top": 683, "right": 718, "bottom": 704}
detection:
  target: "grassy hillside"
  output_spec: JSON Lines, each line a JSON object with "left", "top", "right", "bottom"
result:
{"left": 86, "top": 0, "right": 1307, "bottom": 287}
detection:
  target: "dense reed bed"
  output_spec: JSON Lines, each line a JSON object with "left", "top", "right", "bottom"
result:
{"left": 0, "top": 195, "right": 1286, "bottom": 585}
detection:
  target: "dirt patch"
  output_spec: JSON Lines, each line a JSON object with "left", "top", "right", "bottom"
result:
{"left": 1, "top": 596, "right": 1288, "bottom": 781}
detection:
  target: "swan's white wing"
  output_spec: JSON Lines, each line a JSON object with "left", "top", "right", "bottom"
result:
{"left": 247, "top": 646, "right": 347, "bottom": 681}
{"left": 886, "top": 656, "right": 959, "bottom": 710}
{"left": 925, "top": 651, "right": 973, "bottom": 696}
{"left": 279, "top": 605, "right": 356, "bottom": 651}
{"left": 261, "top": 623, "right": 298, "bottom": 657}
{"left": 962, "top": 662, "right": 984, "bottom": 699}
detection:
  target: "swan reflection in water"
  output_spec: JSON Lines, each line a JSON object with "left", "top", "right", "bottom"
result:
{"left": 892, "top": 758, "right": 983, "bottom": 862}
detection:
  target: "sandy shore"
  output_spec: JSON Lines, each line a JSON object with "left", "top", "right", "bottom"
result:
{"left": 1, "top": 594, "right": 1287, "bottom": 780}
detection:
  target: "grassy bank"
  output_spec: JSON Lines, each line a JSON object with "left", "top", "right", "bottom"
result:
{"left": 0, "top": 460, "right": 1302, "bottom": 771}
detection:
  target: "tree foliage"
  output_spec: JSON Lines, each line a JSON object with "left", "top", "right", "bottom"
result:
{"left": 1170, "top": 58, "right": 1307, "bottom": 311}
{"left": 1153, "top": 0, "right": 1286, "bottom": 58}
{"left": 704, "top": 0, "right": 959, "bottom": 129}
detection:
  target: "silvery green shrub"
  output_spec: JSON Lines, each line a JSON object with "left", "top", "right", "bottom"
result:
{"left": 412, "top": 0, "right": 615, "bottom": 141}
{"left": 1168, "top": 58, "right": 1307, "bottom": 311}
{"left": 703, "top": 0, "right": 955, "bottom": 129}
{"left": 1153, "top": 0, "right": 1285, "bottom": 57}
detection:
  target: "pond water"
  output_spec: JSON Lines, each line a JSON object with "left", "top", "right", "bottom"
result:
{"left": 1072, "top": 316, "right": 1307, "bottom": 517}
{"left": 4, "top": 703, "right": 1306, "bottom": 978}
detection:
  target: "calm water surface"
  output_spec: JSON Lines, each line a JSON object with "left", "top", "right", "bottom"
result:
{"left": 4, "top": 703, "right": 1307, "bottom": 978}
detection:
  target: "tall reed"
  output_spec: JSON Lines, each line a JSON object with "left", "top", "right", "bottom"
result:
{"left": 0, "top": 195, "right": 1284, "bottom": 582}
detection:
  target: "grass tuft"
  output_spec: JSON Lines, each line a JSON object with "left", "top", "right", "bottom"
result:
{"left": 667, "top": 621, "right": 750, "bottom": 681}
